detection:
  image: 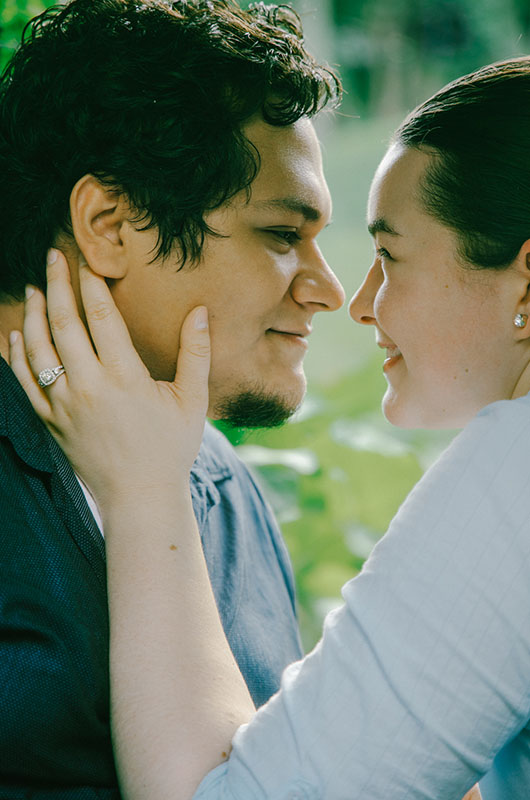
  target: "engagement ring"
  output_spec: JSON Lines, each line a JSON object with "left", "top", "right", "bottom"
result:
{"left": 37, "top": 365, "right": 66, "bottom": 388}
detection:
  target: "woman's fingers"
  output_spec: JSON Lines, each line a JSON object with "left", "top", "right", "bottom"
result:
{"left": 77, "top": 257, "right": 145, "bottom": 376}
{"left": 8, "top": 329, "right": 52, "bottom": 420}
{"left": 20, "top": 283, "right": 70, "bottom": 397}
{"left": 46, "top": 250, "right": 144, "bottom": 381}
{"left": 44, "top": 250, "right": 98, "bottom": 381}
{"left": 22, "top": 284, "right": 59, "bottom": 370}
{"left": 171, "top": 306, "right": 210, "bottom": 417}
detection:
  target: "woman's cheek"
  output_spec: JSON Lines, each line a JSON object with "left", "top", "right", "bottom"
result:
{"left": 373, "top": 283, "right": 397, "bottom": 328}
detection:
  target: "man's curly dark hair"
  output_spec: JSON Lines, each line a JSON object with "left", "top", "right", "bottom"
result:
{"left": 0, "top": 0, "right": 341, "bottom": 301}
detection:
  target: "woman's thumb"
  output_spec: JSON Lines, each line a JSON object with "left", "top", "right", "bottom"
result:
{"left": 173, "top": 306, "right": 211, "bottom": 411}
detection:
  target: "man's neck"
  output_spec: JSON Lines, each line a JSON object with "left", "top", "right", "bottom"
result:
{"left": 0, "top": 300, "right": 25, "bottom": 362}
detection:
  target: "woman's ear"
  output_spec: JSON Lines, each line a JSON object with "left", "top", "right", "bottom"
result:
{"left": 512, "top": 239, "right": 530, "bottom": 339}
{"left": 69, "top": 174, "right": 132, "bottom": 279}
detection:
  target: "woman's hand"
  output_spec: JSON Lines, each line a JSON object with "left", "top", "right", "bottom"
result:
{"left": 9, "top": 249, "right": 210, "bottom": 510}
{"left": 10, "top": 249, "right": 254, "bottom": 800}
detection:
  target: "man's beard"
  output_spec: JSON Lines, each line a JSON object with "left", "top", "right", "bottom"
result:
{"left": 214, "top": 386, "right": 301, "bottom": 428}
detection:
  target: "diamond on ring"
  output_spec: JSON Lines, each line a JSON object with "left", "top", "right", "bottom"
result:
{"left": 37, "top": 365, "right": 66, "bottom": 387}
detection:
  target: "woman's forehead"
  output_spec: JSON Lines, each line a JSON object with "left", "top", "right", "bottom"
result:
{"left": 368, "top": 145, "right": 431, "bottom": 226}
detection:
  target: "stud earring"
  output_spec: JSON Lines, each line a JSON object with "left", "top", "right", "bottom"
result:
{"left": 514, "top": 313, "right": 528, "bottom": 328}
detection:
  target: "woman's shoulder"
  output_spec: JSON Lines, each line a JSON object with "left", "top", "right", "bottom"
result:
{"left": 455, "top": 391, "right": 530, "bottom": 463}
{"left": 474, "top": 390, "right": 530, "bottom": 428}
{"left": 376, "top": 392, "right": 530, "bottom": 545}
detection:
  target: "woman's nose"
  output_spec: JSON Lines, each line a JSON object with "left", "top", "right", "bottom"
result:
{"left": 348, "top": 260, "right": 382, "bottom": 325}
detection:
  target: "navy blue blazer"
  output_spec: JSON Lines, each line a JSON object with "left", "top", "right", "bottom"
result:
{"left": 0, "top": 357, "right": 302, "bottom": 798}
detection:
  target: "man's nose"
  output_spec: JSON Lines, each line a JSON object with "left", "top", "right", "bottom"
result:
{"left": 348, "top": 259, "right": 381, "bottom": 326}
{"left": 291, "top": 245, "right": 345, "bottom": 312}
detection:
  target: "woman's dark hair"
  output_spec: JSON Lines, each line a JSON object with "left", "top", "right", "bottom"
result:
{"left": 394, "top": 58, "right": 530, "bottom": 270}
{"left": 0, "top": 0, "right": 341, "bottom": 300}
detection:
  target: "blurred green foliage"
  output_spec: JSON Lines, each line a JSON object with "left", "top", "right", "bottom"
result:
{"left": 291, "top": 0, "right": 530, "bottom": 119}
{"left": 1, "top": 0, "right": 524, "bottom": 649}
{"left": 0, "top": 1, "right": 50, "bottom": 71}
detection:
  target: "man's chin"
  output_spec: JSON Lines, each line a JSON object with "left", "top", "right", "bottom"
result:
{"left": 212, "top": 387, "right": 302, "bottom": 429}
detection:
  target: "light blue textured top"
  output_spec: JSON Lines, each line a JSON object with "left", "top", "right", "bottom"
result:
{"left": 194, "top": 394, "right": 530, "bottom": 799}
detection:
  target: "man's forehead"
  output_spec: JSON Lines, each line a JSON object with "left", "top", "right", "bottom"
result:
{"left": 244, "top": 116, "right": 324, "bottom": 178}
{"left": 237, "top": 118, "right": 331, "bottom": 221}
{"left": 250, "top": 196, "right": 325, "bottom": 222}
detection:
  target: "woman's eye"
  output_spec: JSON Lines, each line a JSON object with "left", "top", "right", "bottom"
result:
{"left": 268, "top": 229, "right": 302, "bottom": 246}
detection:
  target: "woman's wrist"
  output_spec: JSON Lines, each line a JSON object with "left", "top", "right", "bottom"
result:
{"left": 99, "top": 479, "right": 194, "bottom": 536}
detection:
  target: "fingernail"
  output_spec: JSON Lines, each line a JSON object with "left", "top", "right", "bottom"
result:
{"left": 9, "top": 331, "right": 19, "bottom": 346}
{"left": 25, "top": 285, "right": 35, "bottom": 300}
{"left": 194, "top": 307, "right": 208, "bottom": 330}
{"left": 47, "top": 249, "right": 58, "bottom": 266}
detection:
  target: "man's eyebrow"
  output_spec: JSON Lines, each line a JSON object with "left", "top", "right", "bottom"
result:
{"left": 252, "top": 197, "right": 323, "bottom": 222}
{"left": 367, "top": 217, "right": 401, "bottom": 237}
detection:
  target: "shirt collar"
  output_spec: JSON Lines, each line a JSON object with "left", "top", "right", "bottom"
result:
{"left": 193, "top": 426, "right": 234, "bottom": 482}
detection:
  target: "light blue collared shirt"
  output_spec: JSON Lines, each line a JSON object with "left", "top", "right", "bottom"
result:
{"left": 195, "top": 395, "right": 530, "bottom": 799}
{"left": 191, "top": 423, "right": 303, "bottom": 709}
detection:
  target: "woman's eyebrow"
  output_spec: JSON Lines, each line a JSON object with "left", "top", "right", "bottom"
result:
{"left": 367, "top": 217, "right": 401, "bottom": 237}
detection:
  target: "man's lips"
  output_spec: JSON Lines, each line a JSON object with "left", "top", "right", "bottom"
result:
{"left": 267, "top": 327, "right": 311, "bottom": 348}
{"left": 268, "top": 325, "right": 312, "bottom": 338}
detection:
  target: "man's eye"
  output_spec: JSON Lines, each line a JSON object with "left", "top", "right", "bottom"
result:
{"left": 268, "top": 229, "right": 302, "bottom": 246}
{"left": 377, "top": 246, "right": 393, "bottom": 261}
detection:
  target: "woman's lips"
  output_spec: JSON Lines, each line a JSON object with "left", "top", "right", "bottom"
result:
{"left": 381, "top": 345, "right": 402, "bottom": 372}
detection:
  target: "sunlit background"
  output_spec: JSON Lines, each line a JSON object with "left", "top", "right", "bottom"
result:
{"left": 2, "top": 0, "right": 529, "bottom": 648}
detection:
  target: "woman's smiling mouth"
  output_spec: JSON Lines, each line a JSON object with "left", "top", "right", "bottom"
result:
{"left": 378, "top": 342, "right": 402, "bottom": 372}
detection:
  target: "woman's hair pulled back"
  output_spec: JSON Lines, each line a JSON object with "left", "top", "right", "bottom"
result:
{"left": 395, "top": 58, "right": 530, "bottom": 270}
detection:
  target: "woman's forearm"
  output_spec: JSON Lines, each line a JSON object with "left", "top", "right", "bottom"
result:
{"left": 104, "top": 487, "right": 255, "bottom": 800}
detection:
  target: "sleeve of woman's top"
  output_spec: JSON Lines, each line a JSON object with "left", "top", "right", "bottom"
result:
{"left": 193, "top": 396, "right": 530, "bottom": 800}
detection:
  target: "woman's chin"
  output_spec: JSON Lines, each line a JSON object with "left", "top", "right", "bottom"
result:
{"left": 382, "top": 392, "right": 442, "bottom": 430}
{"left": 383, "top": 393, "right": 471, "bottom": 431}
{"left": 381, "top": 393, "right": 419, "bottom": 429}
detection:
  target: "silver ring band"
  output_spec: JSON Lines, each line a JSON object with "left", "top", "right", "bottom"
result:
{"left": 37, "top": 365, "right": 66, "bottom": 388}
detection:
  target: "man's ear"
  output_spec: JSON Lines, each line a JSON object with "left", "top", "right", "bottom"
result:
{"left": 69, "top": 174, "right": 133, "bottom": 279}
